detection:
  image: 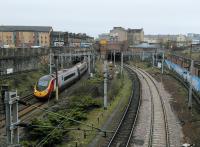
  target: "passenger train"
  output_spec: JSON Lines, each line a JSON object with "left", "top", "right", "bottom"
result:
{"left": 34, "top": 61, "right": 88, "bottom": 100}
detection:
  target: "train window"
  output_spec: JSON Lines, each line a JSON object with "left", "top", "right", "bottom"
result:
{"left": 64, "top": 73, "right": 75, "bottom": 81}
{"left": 38, "top": 81, "right": 48, "bottom": 86}
{"left": 36, "top": 75, "right": 51, "bottom": 91}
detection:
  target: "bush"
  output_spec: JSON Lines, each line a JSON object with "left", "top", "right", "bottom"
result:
{"left": 70, "top": 95, "right": 102, "bottom": 110}
{"left": 28, "top": 119, "right": 53, "bottom": 140}
{"left": 108, "top": 77, "right": 123, "bottom": 100}
{"left": 27, "top": 118, "right": 66, "bottom": 146}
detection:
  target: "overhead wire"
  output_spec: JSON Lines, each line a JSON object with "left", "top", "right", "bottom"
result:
{"left": 18, "top": 99, "right": 106, "bottom": 146}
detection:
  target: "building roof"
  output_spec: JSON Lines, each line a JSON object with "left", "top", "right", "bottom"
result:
{"left": 127, "top": 28, "right": 143, "bottom": 33}
{"left": 0, "top": 25, "right": 52, "bottom": 32}
{"left": 51, "top": 31, "right": 67, "bottom": 35}
{"left": 131, "top": 43, "right": 160, "bottom": 49}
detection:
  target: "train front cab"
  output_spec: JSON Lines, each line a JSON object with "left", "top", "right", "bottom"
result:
{"left": 34, "top": 75, "right": 54, "bottom": 99}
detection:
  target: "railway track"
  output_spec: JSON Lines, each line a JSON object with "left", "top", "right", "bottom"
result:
{"left": 0, "top": 93, "right": 43, "bottom": 129}
{"left": 125, "top": 64, "right": 170, "bottom": 147}
{"left": 107, "top": 66, "right": 141, "bottom": 147}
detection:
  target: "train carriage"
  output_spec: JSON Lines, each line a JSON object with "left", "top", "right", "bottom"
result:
{"left": 34, "top": 61, "right": 87, "bottom": 100}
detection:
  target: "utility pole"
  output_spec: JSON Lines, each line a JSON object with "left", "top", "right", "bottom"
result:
{"left": 188, "top": 59, "right": 193, "bottom": 109}
{"left": 92, "top": 51, "right": 95, "bottom": 72}
{"left": 104, "top": 60, "right": 107, "bottom": 109}
{"left": 188, "top": 44, "right": 193, "bottom": 109}
{"left": 110, "top": 51, "right": 113, "bottom": 62}
{"left": 161, "top": 52, "right": 165, "bottom": 74}
{"left": 61, "top": 53, "right": 64, "bottom": 69}
{"left": 54, "top": 54, "right": 59, "bottom": 101}
{"left": 131, "top": 50, "right": 133, "bottom": 60}
{"left": 114, "top": 50, "right": 116, "bottom": 67}
{"left": 155, "top": 49, "right": 157, "bottom": 67}
{"left": 152, "top": 52, "right": 155, "bottom": 67}
{"left": 142, "top": 51, "right": 144, "bottom": 61}
{"left": 88, "top": 54, "right": 91, "bottom": 75}
{"left": 49, "top": 49, "right": 52, "bottom": 74}
{"left": 1, "top": 32, "right": 3, "bottom": 47}
{"left": 140, "top": 51, "right": 142, "bottom": 61}
{"left": 70, "top": 48, "right": 72, "bottom": 64}
{"left": 3, "top": 85, "right": 20, "bottom": 146}
{"left": 121, "top": 52, "right": 123, "bottom": 75}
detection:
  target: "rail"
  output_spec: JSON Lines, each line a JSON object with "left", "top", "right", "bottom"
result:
{"left": 128, "top": 65, "right": 170, "bottom": 147}
{"left": 107, "top": 66, "right": 141, "bottom": 147}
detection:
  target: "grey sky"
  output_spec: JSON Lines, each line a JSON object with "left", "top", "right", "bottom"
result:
{"left": 0, "top": 0, "right": 199, "bottom": 37}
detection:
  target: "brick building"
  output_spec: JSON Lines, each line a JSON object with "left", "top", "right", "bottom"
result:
{"left": 0, "top": 25, "right": 53, "bottom": 48}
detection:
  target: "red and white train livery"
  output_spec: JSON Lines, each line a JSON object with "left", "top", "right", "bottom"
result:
{"left": 34, "top": 61, "right": 88, "bottom": 100}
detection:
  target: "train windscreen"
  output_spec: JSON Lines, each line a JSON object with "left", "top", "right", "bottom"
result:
{"left": 36, "top": 75, "right": 52, "bottom": 91}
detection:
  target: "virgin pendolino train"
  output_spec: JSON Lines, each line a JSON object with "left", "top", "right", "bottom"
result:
{"left": 34, "top": 61, "right": 88, "bottom": 100}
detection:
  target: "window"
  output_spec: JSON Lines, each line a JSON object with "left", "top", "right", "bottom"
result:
{"left": 64, "top": 73, "right": 75, "bottom": 81}
{"left": 36, "top": 75, "right": 52, "bottom": 91}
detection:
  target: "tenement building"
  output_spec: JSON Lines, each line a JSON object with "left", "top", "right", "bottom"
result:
{"left": 0, "top": 25, "right": 53, "bottom": 48}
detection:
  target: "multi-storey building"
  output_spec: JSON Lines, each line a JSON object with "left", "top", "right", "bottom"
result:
{"left": 110, "top": 27, "right": 127, "bottom": 42}
{"left": 127, "top": 28, "right": 144, "bottom": 45}
{"left": 176, "top": 34, "right": 188, "bottom": 47}
{"left": 0, "top": 25, "right": 53, "bottom": 48}
{"left": 187, "top": 33, "right": 200, "bottom": 45}
{"left": 67, "top": 33, "right": 94, "bottom": 47}
{"left": 99, "top": 27, "right": 144, "bottom": 45}
{"left": 50, "top": 31, "right": 68, "bottom": 47}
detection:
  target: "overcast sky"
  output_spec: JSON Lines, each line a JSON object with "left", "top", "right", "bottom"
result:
{"left": 0, "top": 0, "right": 199, "bottom": 37}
